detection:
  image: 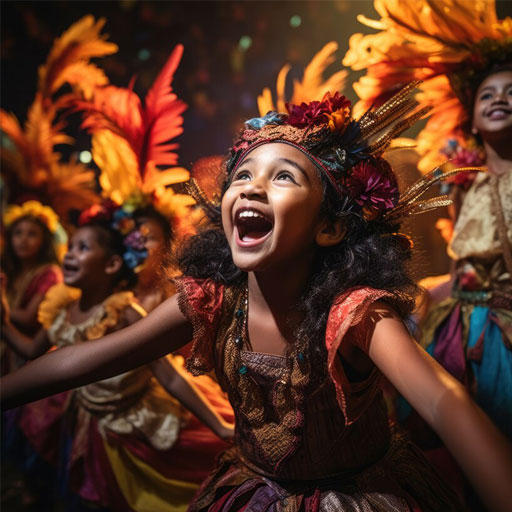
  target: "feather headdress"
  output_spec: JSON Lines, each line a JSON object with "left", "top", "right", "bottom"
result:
{"left": 0, "top": 16, "right": 118, "bottom": 221}
{"left": 342, "top": 0, "right": 512, "bottom": 172}
{"left": 257, "top": 42, "right": 348, "bottom": 116}
{"left": 74, "top": 44, "right": 195, "bottom": 236}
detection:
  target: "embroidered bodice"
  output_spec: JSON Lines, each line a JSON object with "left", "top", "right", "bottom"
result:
{"left": 177, "top": 277, "right": 395, "bottom": 480}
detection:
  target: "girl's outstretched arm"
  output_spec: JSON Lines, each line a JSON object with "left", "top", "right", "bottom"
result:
{"left": 150, "top": 357, "right": 234, "bottom": 441}
{"left": 1, "top": 294, "right": 192, "bottom": 410}
{"left": 366, "top": 302, "right": 512, "bottom": 512}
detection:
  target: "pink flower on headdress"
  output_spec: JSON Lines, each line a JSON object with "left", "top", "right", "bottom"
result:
{"left": 345, "top": 159, "right": 398, "bottom": 219}
{"left": 286, "top": 92, "right": 351, "bottom": 132}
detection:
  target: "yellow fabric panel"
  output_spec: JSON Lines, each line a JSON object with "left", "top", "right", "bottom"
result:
{"left": 103, "top": 438, "right": 198, "bottom": 512}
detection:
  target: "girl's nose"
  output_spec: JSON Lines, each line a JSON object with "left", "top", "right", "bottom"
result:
{"left": 240, "top": 176, "right": 267, "bottom": 200}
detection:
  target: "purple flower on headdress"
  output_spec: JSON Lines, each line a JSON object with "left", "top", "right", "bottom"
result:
{"left": 286, "top": 92, "right": 351, "bottom": 130}
{"left": 345, "top": 159, "right": 399, "bottom": 219}
{"left": 124, "top": 229, "right": 146, "bottom": 252}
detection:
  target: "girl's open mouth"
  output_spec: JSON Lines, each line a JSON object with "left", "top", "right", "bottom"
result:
{"left": 63, "top": 261, "right": 79, "bottom": 276}
{"left": 235, "top": 208, "right": 273, "bottom": 247}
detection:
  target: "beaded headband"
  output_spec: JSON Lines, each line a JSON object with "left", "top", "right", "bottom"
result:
{"left": 188, "top": 82, "right": 481, "bottom": 224}
{"left": 227, "top": 82, "right": 431, "bottom": 221}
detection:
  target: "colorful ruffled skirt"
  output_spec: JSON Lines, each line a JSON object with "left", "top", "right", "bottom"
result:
{"left": 406, "top": 298, "right": 512, "bottom": 439}
{"left": 13, "top": 358, "right": 233, "bottom": 512}
{"left": 188, "top": 433, "right": 463, "bottom": 512}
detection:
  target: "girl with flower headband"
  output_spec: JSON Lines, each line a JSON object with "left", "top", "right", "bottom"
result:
{"left": 2, "top": 84, "right": 512, "bottom": 512}
{"left": 1, "top": 201, "right": 65, "bottom": 373}
{"left": 1, "top": 201, "right": 233, "bottom": 511}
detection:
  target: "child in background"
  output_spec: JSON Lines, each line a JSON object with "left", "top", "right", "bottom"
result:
{"left": 1, "top": 201, "right": 64, "bottom": 371}
{"left": 2, "top": 202, "right": 233, "bottom": 511}
{"left": 343, "top": 3, "right": 512, "bottom": 506}
{"left": 2, "top": 86, "right": 512, "bottom": 512}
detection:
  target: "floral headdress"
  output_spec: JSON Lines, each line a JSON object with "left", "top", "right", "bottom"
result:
{"left": 222, "top": 82, "right": 473, "bottom": 223}
{"left": 342, "top": 0, "right": 511, "bottom": 173}
{"left": 3, "top": 200, "right": 68, "bottom": 260}
{"left": 78, "top": 200, "right": 147, "bottom": 272}
{"left": 74, "top": 45, "right": 195, "bottom": 240}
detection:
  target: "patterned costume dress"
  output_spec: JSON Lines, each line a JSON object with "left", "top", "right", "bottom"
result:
{"left": 18, "top": 283, "right": 233, "bottom": 512}
{"left": 177, "top": 277, "right": 463, "bottom": 511}
{"left": 419, "top": 171, "right": 512, "bottom": 439}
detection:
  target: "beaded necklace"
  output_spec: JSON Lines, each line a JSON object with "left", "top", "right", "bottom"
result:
{"left": 223, "top": 284, "right": 312, "bottom": 472}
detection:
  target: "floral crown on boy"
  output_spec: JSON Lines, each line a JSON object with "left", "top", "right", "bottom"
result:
{"left": 220, "top": 82, "right": 476, "bottom": 223}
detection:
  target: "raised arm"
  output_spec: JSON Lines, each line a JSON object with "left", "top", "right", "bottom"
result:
{"left": 367, "top": 303, "right": 512, "bottom": 512}
{"left": 9, "top": 292, "right": 46, "bottom": 330}
{"left": 1, "top": 294, "right": 192, "bottom": 410}
{"left": 150, "top": 357, "right": 234, "bottom": 441}
{"left": 2, "top": 323, "right": 51, "bottom": 360}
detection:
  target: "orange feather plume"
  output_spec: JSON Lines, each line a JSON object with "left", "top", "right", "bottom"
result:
{"left": 1, "top": 15, "right": 117, "bottom": 220}
{"left": 75, "top": 45, "right": 194, "bottom": 231}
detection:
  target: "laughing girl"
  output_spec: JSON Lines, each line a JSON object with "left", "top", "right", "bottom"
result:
{"left": 2, "top": 86, "right": 512, "bottom": 512}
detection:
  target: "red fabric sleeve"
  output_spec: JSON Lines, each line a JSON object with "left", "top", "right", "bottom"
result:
{"left": 325, "top": 287, "right": 396, "bottom": 425}
{"left": 21, "top": 265, "right": 63, "bottom": 308}
{"left": 175, "top": 276, "right": 225, "bottom": 376}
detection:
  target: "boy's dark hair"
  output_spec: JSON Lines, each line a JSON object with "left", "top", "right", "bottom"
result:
{"left": 3, "top": 215, "right": 59, "bottom": 290}
{"left": 177, "top": 165, "right": 419, "bottom": 377}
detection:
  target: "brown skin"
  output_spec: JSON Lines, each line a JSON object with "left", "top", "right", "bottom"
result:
{"left": 2, "top": 144, "right": 512, "bottom": 511}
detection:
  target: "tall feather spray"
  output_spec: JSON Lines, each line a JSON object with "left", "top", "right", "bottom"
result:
{"left": 0, "top": 15, "right": 117, "bottom": 219}
{"left": 75, "top": 45, "right": 195, "bottom": 232}
{"left": 258, "top": 42, "right": 347, "bottom": 115}
{"left": 342, "top": 0, "right": 512, "bottom": 172}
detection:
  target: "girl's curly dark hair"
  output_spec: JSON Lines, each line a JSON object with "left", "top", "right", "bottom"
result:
{"left": 177, "top": 156, "right": 419, "bottom": 377}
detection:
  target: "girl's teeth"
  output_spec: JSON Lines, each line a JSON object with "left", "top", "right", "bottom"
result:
{"left": 239, "top": 211, "right": 261, "bottom": 219}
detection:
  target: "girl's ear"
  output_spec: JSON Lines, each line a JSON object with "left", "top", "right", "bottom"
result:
{"left": 316, "top": 218, "right": 346, "bottom": 247}
{"left": 104, "top": 254, "right": 123, "bottom": 276}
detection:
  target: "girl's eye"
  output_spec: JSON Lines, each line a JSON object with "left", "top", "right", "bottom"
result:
{"left": 233, "top": 170, "right": 251, "bottom": 181}
{"left": 78, "top": 242, "right": 88, "bottom": 251}
{"left": 276, "top": 171, "right": 296, "bottom": 183}
{"left": 480, "top": 92, "right": 492, "bottom": 101}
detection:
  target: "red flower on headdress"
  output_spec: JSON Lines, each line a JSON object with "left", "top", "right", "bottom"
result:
{"left": 345, "top": 159, "right": 398, "bottom": 220}
{"left": 286, "top": 92, "right": 351, "bottom": 132}
{"left": 78, "top": 199, "right": 119, "bottom": 226}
